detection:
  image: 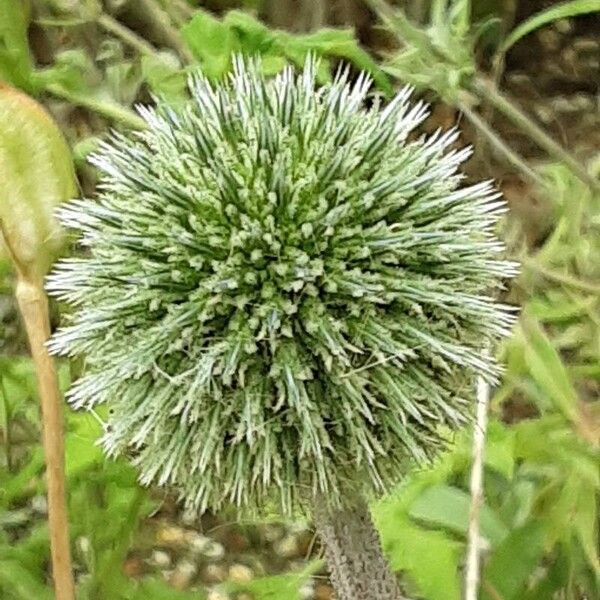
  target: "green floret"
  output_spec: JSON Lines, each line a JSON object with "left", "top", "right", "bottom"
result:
{"left": 48, "top": 56, "right": 517, "bottom": 514}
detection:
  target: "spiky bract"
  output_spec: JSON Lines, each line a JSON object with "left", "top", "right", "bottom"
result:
{"left": 48, "top": 57, "right": 516, "bottom": 514}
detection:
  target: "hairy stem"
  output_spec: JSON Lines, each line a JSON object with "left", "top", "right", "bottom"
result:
{"left": 97, "top": 14, "right": 158, "bottom": 57}
{"left": 472, "top": 77, "right": 599, "bottom": 191}
{"left": 16, "top": 277, "right": 75, "bottom": 600}
{"left": 313, "top": 496, "right": 404, "bottom": 600}
{"left": 458, "top": 100, "right": 545, "bottom": 188}
{"left": 465, "top": 361, "right": 490, "bottom": 600}
{"left": 45, "top": 83, "right": 146, "bottom": 129}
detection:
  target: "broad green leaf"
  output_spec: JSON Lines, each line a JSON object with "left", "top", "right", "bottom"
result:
{"left": 521, "top": 315, "right": 579, "bottom": 422}
{"left": 65, "top": 411, "right": 104, "bottom": 477}
{"left": 501, "top": 0, "right": 600, "bottom": 52}
{"left": 0, "top": 559, "right": 53, "bottom": 600}
{"left": 379, "top": 518, "right": 461, "bottom": 600}
{"left": 572, "top": 482, "right": 600, "bottom": 573}
{"left": 223, "top": 10, "right": 276, "bottom": 54}
{"left": 0, "top": 0, "right": 36, "bottom": 92}
{"left": 141, "top": 52, "right": 188, "bottom": 102}
{"left": 0, "top": 85, "right": 76, "bottom": 279}
{"left": 280, "top": 28, "right": 393, "bottom": 95}
{"left": 408, "top": 484, "right": 509, "bottom": 546}
{"left": 180, "top": 10, "right": 237, "bottom": 80}
{"left": 482, "top": 522, "right": 547, "bottom": 600}
{"left": 484, "top": 420, "right": 515, "bottom": 479}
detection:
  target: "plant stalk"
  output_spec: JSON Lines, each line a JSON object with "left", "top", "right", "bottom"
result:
{"left": 465, "top": 364, "right": 490, "bottom": 600}
{"left": 15, "top": 276, "right": 75, "bottom": 600}
{"left": 458, "top": 100, "right": 546, "bottom": 188}
{"left": 97, "top": 14, "right": 158, "bottom": 58}
{"left": 471, "top": 77, "right": 599, "bottom": 192}
{"left": 45, "top": 83, "right": 146, "bottom": 130}
{"left": 313, "top": 495, "right": 404, "bottom": 600}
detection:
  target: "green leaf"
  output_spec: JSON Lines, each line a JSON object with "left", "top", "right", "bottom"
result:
{"left": 501, "top": 0, "right": 600, "bottom": 52}
{"left": 141, "top": 52, "right": 188, "bottom": 102}
{"left": 408, "top": 484, "right": 509, "bottom": 546}
{"left": 0, "top": 0, "right": 36, "bottom": 92}
{"left": 482, "top": 522, "right": 547, "bottom": 600}
{"left": 223, "top": 10, "right": 277, "bottom": 54}
{"left": 280, "top": 28, "right": 393, "bottom": 95}
{"left": 180, "top": 10, "right": 237, "bottom": 80}
{"left": 380, "top": 518, "right": 461, "bottom": 600}
{"left": 0, "top": 85, "right": 76, "bottom": 279}
{"left": 572, "top": 481, "right": 600, "bottom": 574}
{"left": 484, "top": 420, "right": 516, "bottom": 479}
{"left": 521, "top": 315, "right": 579, "bottom": 422}
{"left": 65, "top": 411, "right": 104, "bottom": 477}
{"left": 0, "top": 559, "right": 52, "bottom": 600}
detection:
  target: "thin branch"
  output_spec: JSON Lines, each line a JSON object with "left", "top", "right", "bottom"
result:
{"left": 136, "top": 0, "right": 194, "bottom": 63}
{"left": 45, "top": 83, "right": 146, "bottom": 130}
{"left": 525, "top": 258, "right": 600, "bottom": 294}
{"left": 471, "top": 77, "right": 600, "bottom": 192}
{"left": 16, "top": 277, "right": 75, "bottom": 600}
{"left": 459, "top": 101, "right": 546, "bottom": 188}
{"left": 97, "top": 14, "right": 158, "bottom": 57}
{"left": 465, "top": 362, "right": 490, "bottom": 600}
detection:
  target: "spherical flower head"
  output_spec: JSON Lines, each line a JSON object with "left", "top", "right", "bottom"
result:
{"left": 48, "top": 56, "right": 516, "bottom": 514}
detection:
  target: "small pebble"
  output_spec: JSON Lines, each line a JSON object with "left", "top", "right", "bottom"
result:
{"left": 123, "top": 556, "right": 143, "bottom": 578}
{"left": 203, "top": 564, "right": 228, "bottom": 584}
{"left": 150, "top": 550, "right": 172, "bottom": 569}
{"left": 299, "top": 582, "right": 315, "bottom": 599}
{"left": 550, "top": 96, "right": 580, "bottom": 114}
{"left": 534, "top": 105, "right": 554, "bottom": 124}
{"left": 207, "top": 591, "right": 230, "bottom": 600}
{"left": 536, "top": 28, "right": 561, "bottom": 52}
{"left": 263, "top": 523, "right": 284, "bottom": 542}
{"left": 188, "top": 532, "right": 212, "bottom": 554}
{"left": 181, "top": 508, "right": 199, "bottom": 527}
{"left": 76, "top": 536, "right": 91, "bottom": 556}
{"left": 274, "top": 535, "right": 300, "bottom": 558}
{"left": 553, "top": 18, "right": 573, "bottom": 34}
{"left": 31, "top": 495, "right": 47, "bottom": 515}
{"left": 572, "top": 38, "right": 600, "bottom": 54}
{"left": 314, "top": 583, "right": 335, "bottom": 600}
{"left": 157, "top": 524, "right": 188, "bottom": 547}
{"left": 203, "top": 540, "right": 226, "bottom": 560}
{"left": 228, "top": 564, "right": 254, "bottom": 583}
{"left": 170, "top": 559, "right": 197, "bottom": 590}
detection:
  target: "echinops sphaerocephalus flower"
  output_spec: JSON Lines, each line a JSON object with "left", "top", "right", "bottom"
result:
{"left": 47, "top": 56, "right": 517, "bottom": 514}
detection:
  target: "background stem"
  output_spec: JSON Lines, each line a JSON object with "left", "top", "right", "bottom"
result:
{"left": 465, "top": 364, "right": 490, "bottom": 600}
{"left": 15, "top": 277, "right": 75, "bottom": 600}
{"left": 472, "top": 77, "right": 599, "bottom": 191}
{"left": 45, "top": 83, "right": 146, "bottom": 129}
{"left": 313, "top": 496, "right": 405, "bottom": 600}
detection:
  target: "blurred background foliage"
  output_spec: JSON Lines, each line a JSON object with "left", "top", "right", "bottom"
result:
{"left": 0, "top": 0, "right": 599, "bottom": 599}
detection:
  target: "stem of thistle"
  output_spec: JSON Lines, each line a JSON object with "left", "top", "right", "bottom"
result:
{"left": 15, "top": 276, "right": 75, "bottom": 600}
{"left": 313, "top": 495, "right": 404, "bottom": 600}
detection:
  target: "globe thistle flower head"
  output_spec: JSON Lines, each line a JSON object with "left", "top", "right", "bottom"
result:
{"left": 48, "top": 56, "right": 517, "bottom": 514}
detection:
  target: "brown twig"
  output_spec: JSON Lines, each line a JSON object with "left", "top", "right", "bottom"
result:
{"left": 15, "top": 276, "right": 75, "bottom": 600}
